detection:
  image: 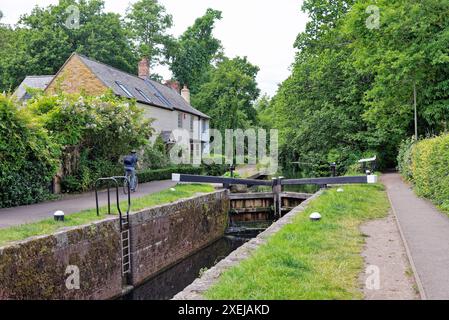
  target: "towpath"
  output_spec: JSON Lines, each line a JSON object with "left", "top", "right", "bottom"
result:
{"left": 382, "top": 173, "right": 449, "bottom": 299}
{"left": 0, "top": 180, "right": 176, "bottom": 229}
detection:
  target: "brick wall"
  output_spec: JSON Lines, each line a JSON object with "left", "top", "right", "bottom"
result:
{"left": 129, "top": 190, "right": 229, "bottom": 286}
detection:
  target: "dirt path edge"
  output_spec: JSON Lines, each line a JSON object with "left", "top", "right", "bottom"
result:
{"left": 385, "top": 189, "right": 426, "bottom": 300}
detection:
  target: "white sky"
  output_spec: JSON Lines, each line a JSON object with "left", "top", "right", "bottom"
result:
{"left": 0, "top": 0, "right": 308, "bottom": 96}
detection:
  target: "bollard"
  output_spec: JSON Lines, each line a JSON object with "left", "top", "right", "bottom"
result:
{"left": 330, "top": 162, "right": 337, "bottom": 177}
{"left": 54, "top": 210, "right": 65, "bottom": 222}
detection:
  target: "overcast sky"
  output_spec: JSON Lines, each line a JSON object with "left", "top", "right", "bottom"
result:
{"left": 0, "top": 0, "right": 308, "bottom": 96}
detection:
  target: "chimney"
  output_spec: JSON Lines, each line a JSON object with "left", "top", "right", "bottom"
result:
{"left": 181, "top": 85, "right": 190, "bottom": 104}
{"left": 138, "top": 57, "right": 150, "bottom": 79}
{"left": 164, "top": 80, "right": 181, "bottom": 93}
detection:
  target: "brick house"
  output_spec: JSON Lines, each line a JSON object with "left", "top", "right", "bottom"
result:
{"left": 14, "top": 52, "right": 211, "bottom": 153}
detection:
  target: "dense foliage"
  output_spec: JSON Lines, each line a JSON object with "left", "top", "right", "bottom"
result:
{"left": 0, "top": 95, "right": 59, "bottom": 208}
{"left": 262, "top": 0, "right": 449, "bottom": 175}
{"left": 142, "top": 136, "right": 170, "bottom": 170}
{"left": 25, "top": 91, "right": 153, "bottom": 193}
{"left": 398, "top": 134, "right": 449, "bottom": 212}
{"left": 167, "top": 8, "right": 223, "bottom": 94}
{"left": 193, "top": 57, "right": 260, "bottom": 133}
{"left": 125, "top": 0, "right": 173, "bottom": 71}
{"left": 139, "top": 166, "right": 203, "bottom": 183}
{"left": 0, "top": 0, "right": 138, "bottom": 92}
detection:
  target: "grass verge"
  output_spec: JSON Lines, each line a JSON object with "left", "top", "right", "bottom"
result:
{"left": 205, "top": 184, "right": 390, "bottom": 300}
{"left": 0, "top": 184, "right": 214, "bottom": 247}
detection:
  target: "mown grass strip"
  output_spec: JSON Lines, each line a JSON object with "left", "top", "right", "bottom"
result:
{"left": 0, "top": 184, "right": 214, "bottom": 247}
{"left": 205, "top": 184, "right": 389, "bottom": 300}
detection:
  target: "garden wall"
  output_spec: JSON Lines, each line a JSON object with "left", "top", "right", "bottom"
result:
{"left": 0, "top": 190, "right": 229, "bottom": 300}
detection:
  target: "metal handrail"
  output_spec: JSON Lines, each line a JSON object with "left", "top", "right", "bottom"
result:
{"left": 94, "top": 176, "right": 131, "bottom": 231}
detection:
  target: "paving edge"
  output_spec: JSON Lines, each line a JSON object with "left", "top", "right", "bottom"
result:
{"left": 172, "top": 190, "right": 324, "bottom": 300}
{"left": 384, "top": 184, "right": 426, "bottom": 300}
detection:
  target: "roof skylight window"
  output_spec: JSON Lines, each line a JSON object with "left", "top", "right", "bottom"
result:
{"left": 136, "top": 88, "right": 152, "bottom": 103}
{"left": 116, "top": 81, "right": 133, "bottom": 98}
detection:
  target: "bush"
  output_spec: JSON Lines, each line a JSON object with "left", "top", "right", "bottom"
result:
{"left": 139, "top": 166, "right": 203, "bottom": 183}
{"left": 223, "top": 171, "right": 241, "bottom": 178}
{"left": 26, "top": 91, "right": 153, "bottom": 194}
{"left": 0, "top": 95, "right": 59, "bottom": 208}
{"left": 202, "top": 155, "right": 228, "bottom": 176}
{"left": 142, "top": 136, "right": 170, "bottom": 169}
{"left": 397, "top": 137, "right": 415, "bottom": 181}
{"left": 61, "top": 156, "right": 122, "bottom": 193}
{"left": 399, "top": 133, "right": 449, "bottom": 211}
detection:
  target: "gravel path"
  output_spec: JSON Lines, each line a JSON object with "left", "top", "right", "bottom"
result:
{"left": 360, "top": 211, "right": 419, "bottom": 300}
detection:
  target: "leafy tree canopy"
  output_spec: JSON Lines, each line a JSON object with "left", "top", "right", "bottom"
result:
{"left": 125, "top": 0, "right": 173, "bottom": 67}
{"left": 168, "top": 8, "right": 223, "bottom": 93}
{"left": 0, "top": 0, "right": 138, "bottom": 92}
{"left": 192, "top": 56, "right": 260, "bottom": 133}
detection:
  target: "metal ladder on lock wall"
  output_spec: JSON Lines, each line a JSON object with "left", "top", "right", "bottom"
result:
{"left": 95, "top": 176, "right": 132, "bottom": 283}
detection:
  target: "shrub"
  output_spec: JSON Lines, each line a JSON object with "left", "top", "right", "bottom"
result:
{"left": 26, "top": 91, "right": 153, "bottom": 194}
{"left": 28, "top": 91, "right": 154, "bottom": 175}
{"left": 0, "top": 95, "right": 59, "bottom": 208}
{"left": 142, "top": 136, "right": 170, "bottom": 169}
{"left": 139, "top": 166, "right": 203, "bottom": 183}
{"left": 61, "top": 156, "right": 122, "bottom": 193}
{"left": 397, "top": 137, "right": 415, "bottom": 181}
{"left": 202, "top": 154, "right": 228, "bottom": 176}
{"left": 223, "top": 171, "right": 241, "bottom": 178}
{"left": 400, "top": 133, "right": 449, "bottom": 211}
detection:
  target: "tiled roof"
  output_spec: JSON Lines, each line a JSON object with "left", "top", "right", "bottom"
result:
{"left": 76, "top": 54, "right": 210, "bottom": 119}
{"left": 14, "top": 75, "right": 54, "bottom": 101}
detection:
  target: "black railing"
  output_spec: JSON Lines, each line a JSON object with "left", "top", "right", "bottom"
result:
{"left": 94, "top": 176, "right": 131, "bottom": 231}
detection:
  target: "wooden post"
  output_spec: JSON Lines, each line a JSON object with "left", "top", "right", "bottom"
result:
{"left": 272, "top": 177, "right": 282, "bottom": 219}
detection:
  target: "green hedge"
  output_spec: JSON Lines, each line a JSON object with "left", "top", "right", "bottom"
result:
{"left": 0, "top": 95, "right": 59, "bottom": 208}
{"left": 139, "top": 166, "right": 203, "bottom": 183}
{"left": 398, "top": 134, "right": 449, "bottom": 211}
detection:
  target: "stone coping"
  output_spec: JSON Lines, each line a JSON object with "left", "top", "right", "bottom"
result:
{"left": 0, "top": 190, "right": 228, "bottom": 250}
{"left": 172, "top": 190, "right": 323, "bottom": 300}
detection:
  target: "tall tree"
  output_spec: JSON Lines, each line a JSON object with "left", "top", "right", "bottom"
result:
{"left": 345, "top": 0, "right": 449, "bottom": 145}
{"left": 192, "top": 57, "right": 260, "bottom": 133}
{"left": 0, "top": 0, "right": 138, "bottom": 92}
{"left": 125, "top": 0, "right": 173, "bottom": 67}
{"left": 167, "top": 8, "right": 222, "bottom": 94}
{"left": 264, "top": 0, "right": 374, "bottom": 174}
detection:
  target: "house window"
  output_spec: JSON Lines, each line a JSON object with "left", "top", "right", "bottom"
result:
{"left": 116, "top": 81, "right": 133, "bottom": 98}
{"left": 178, "top": 112, "right": 183, "bottom": 128}
{"left": 190, "top": 116, "right": 194, "bottom": 133}
{"left": 136, "top": 88, "right": 152, "bottom": 103}
{"left": 201, "top": 119, "right": 207, "bottom": 133}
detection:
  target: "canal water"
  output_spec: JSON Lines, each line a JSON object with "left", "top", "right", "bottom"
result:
{"left": 122, "top": 231, "right": 264, "bottom": 300}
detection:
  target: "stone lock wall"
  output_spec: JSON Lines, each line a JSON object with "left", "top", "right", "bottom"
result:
{"left": 0, "top": 218, "right": 122, "bottom": 300}
{"left": 0, "top": 190, "right": 229, "bottom": 300}
{"left": 129, "top": 190, "right": 229, "bottom": 286}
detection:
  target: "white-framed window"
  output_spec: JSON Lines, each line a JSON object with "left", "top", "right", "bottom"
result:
{"left": 190, "top": 116, "right": 194, "bottom": 133}
{"left": 178, "top": 112, "right": 183, "bottom": 128}
{"left": 201, "top": 119, "right": 207, "bottom": 133}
